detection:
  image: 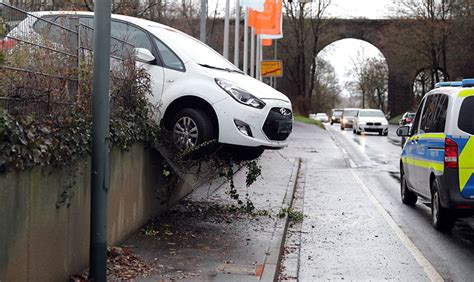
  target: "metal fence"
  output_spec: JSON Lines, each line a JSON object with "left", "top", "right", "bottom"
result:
{"left": 0, "top": 2, "right": 135, "bottom": 117}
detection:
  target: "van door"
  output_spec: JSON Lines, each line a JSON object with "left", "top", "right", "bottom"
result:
{"left": 417, "top": 94, "right": 449, "bottom": 193}
{"left": 457, "top": 94, "right": 474, "bottom": 199}
{"left": 403, "top": 99, "right": 425, "bottom": 192}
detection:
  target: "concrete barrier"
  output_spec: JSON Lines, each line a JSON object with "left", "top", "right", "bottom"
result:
{"left": 0, "top": 144, "right": 193, "bottom": 281}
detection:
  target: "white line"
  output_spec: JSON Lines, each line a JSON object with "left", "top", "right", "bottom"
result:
{"left": 351, "top": 170, "right": 444, "bottom": 282}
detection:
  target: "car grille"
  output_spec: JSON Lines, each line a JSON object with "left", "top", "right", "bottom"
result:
{"left": 263, "top": 107, "right": 293, "bottom": 141}
{"left": 366, "top": 122, "right": 382, "bottom": 126}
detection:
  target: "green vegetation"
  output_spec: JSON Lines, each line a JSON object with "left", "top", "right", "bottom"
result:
{"left": 294, "top": 114, "right": 325, "bottom": 129}
{"left": 389, "top": 114, "right": 403, "bottom": 125}
{"left": 278, "top": 207, "right": 304, "bottom": 223}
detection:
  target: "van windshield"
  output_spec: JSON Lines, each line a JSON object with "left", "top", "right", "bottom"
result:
{"left": 149, "top": 26, "right": 238, "bottom": 71}
{"left": 459, "top": 96, "right": 474, "bottom": 135}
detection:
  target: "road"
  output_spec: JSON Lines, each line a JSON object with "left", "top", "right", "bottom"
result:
{"left": 280, "top": 122, "right": 474, "bottom": 281}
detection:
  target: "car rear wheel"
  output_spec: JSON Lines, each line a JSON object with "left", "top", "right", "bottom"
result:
{"left": 172, "top": 108, "right": 217, "bottom": 157}
{"left": 401, "top": 172, "right": 417, "bottom": 206}
{"left": 431, "top": 180, "right": 455, "bottom": 231}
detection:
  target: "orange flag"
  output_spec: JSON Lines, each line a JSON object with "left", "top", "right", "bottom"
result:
{"left": 262, "top": 39, "right": 273, "bottom": 46}
{"left": 256, "top": 0, "right": 282, "bottom": 36}
{"left": 248, "top": 0, "right": 277, "bottom": 30}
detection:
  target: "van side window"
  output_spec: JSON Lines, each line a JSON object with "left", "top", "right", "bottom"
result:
{"left": 411, "top": 98, "right": 425, "bottom": 135}
{"left": 153, "top": 38, "right": 185, "bottom": 71}
{"left": 458, "top": 96, "right": 474, "bottom": 134}
{"left": 420, "top": 95, "right": 438, "bottom": 134}
{"left": 419, "top": 94, "right": 448, "bottom": 133}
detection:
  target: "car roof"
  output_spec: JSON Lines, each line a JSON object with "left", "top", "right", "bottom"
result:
{"left": 358, "top": 109, "right": 382, "bottom": 111}
{"left": 30, "top": 11, "right": 170, "bottom": 30}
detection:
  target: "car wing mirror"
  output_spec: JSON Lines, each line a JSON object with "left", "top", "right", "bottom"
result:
{"left": 134, "top": 48, "right": 155, "bottom": 63}
{"left": 397, "top": 126, "right": 411, "bottom": 137}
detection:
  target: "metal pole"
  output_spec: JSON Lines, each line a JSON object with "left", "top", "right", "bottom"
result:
{"left": 243, "top": 8, "right": 249, "bottom": 74}
{"left": 223, "top": 0, "right": 230, "bottom": 59}
{"left": 274, "top": 41, "right": 278, "bottom": 88}
{"left": 233, "top": 0, "right": 240, "bottom": 67}
{"left": 199, "top": 0, "right": 207, "bottom": 43}
{"left": 89, "top": 0, "right": 112, "bottom": 280}
{"left": 256, "top": 34, "right": 260, "bottom": 80}
{"left": 250, "top": 28, "right": 255, "bottom": 77}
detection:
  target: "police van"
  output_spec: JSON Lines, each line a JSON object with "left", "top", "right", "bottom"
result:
{"left": 397, "top": 79, "right": 474, "bottom": 231}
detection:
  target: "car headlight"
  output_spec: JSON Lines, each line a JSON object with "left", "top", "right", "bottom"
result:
{"left": 382, "top": 120, "right": 388, "bottom": 125}
{"left": 215, "top": 78, "right": 266, "bottom": 109}
{"left": 343, "top": 118, "right": 348, "bottom": 123}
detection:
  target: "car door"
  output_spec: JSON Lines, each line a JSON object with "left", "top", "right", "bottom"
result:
{"left": 403, "top": 98, "right": 425, "bottom": 192}
{"left": 413, "top": 95, "right": 446, "bottom": 197}
{"left": 151, "top": 37, "right": 187, "bottom": 110}
{"left": 79, "top": 17, "right": 165, "bottom": 108}
{"left": 418, "top": 94, "right": 449, "bottom": 192}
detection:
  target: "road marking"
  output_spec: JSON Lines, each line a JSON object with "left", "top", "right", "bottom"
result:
{"left": 351, "top": 170, "right": 444, "bottom": 282}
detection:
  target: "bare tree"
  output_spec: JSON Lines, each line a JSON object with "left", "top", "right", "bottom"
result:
{"left": 311, "top": 57, "right": 341, "bottom": 114}
{"left": 279, "top": 0, "right": 331, "bottom": 113}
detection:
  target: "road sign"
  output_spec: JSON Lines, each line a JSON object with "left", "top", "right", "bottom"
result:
{"left": 261, "top": 60, "right": 283, "bottom": 77}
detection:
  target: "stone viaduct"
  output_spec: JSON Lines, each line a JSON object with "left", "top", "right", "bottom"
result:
{"left": 303, "top": 19, "right": 474, "bottom": 115}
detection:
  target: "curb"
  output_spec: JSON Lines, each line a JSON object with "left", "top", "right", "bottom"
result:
{"left": 260, "top": 157, "right": 302, "bottom": 281}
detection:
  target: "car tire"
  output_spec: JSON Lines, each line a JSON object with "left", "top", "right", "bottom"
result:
{"left": 340, "top": 125, "right": 344, "bottom": 131}
{"left": 401, "top": 172, "right": 417, "bottom": 206}
{"left": 171, "top": 108, "right": 217, "bottom": 157}
{"left": 331, "top": 121, "right": 334, "bottom": 125}
{"left": 431, "top": 179, "right": 455, "bottom": 231}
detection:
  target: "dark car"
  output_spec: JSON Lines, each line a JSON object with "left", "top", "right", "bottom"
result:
{"left": 330, "top": 108, "right": 343, "bottom": 125}
{"left": 340, "top": 108, "right": 360, "bottom": 130}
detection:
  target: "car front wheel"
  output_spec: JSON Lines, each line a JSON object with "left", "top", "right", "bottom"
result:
{"left": 431, "top": 180, "right": 455, "bottom": 231}
{"left": 401, "top": 172, "right": 417, "bottom": 206}
{"left": 172, "top": 108, "right": 216, "bottom": 156}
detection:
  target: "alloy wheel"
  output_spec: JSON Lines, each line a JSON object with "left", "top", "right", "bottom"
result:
{"left": 173, "top": 116, "right": 199, "bottom": 150}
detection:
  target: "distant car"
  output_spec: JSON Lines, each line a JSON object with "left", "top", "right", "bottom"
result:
{"left": 330, "top": 108, "right": 343, "bottom": 125}
{"left": 353, "top": 109, "right": 389, "bottom": 136}
{"left": 399, "top": 112, "right": 416, "bottom": 126}
{"left": 340, "top": 108, "right": 359, "bottom": 130}
{"left": 314, "top": 113, "right": 329, "bottom": 123}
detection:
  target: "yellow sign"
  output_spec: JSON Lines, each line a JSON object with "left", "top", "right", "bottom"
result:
{"left": 261, "top": 60, "right": 283, "bottom": 77}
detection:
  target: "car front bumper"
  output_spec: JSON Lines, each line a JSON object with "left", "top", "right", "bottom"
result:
{"left": 357, "top": 125, "right": 389, "bottom": 133}
{"left": 213, "top": 97, "right": 293, "bottom": 149}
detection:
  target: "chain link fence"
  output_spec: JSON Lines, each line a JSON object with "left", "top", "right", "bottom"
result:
{"left": 0, "top": 2, "right": 135, "bottom": 117}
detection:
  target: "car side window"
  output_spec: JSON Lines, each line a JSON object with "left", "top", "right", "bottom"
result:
{"left": 419, "top": 95, "right": 438, "bottom": 134}
{"left": 411, "top": 98, "right": 425, "bottom": 135}
{"left": 419, "top": 94, "right": 448, "bottom": 133}
{"left": 153, "top": 37, "right": 185, "bottom": 71}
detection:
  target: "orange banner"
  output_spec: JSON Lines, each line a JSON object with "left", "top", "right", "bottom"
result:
{"left": 262, "top": 39, "right": 273, "bottom": 46}
{"left": 248, "top": 0, "right": 277, "bottom": 30}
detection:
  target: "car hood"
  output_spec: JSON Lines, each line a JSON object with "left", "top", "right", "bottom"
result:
{"left": 201, "top": 67, "right": 291, "bottom": 103}
{"left": 358, "top": 117, "right": 388, "bottom": 123}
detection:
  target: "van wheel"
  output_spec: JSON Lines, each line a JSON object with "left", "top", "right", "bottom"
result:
{"left": 401, "top": 172, "right": 417, "bottom": 206}
{"left": 171, "top": 108, "right": 216, "bottom": 156}
{"left": 431, "top": 180, "right": 455, "bottom": 231}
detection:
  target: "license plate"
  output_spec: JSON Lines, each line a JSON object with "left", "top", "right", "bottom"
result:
{"left": 278, "top": 121, "right": 293, "bottom": 134}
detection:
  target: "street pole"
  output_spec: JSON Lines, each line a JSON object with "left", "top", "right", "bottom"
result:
{"left": 223, "top": 0, "right": 230, "bottom": 59}
{"left": 89, "top": 0, "right": 112, "bottom": 280}
{"left": 243, "top": 8, "right": 249, "bottom": 74}
{"left": 256, "top": 34, "right": 260, "bottom": 80}
{"left": 199, "top": 0, "right": 207, "bottom": 43}
{"left": 274, "top": 41, "right": 277, "bottom": 88}
{"left": 233, "top": 0, "right": 240, "bottom": 68}
{"left": 250, "top": 28, "right": 255, "bottom": 77}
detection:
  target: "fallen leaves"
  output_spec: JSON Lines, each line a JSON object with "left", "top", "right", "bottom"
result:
{"left": 107, "top": 246, "right": 154, "bottom": 280}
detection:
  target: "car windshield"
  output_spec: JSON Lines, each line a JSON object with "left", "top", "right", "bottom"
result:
{"left": 316, "top": 114, "right": 327, "bottom": 117}
{"left": 359, "top": 110, "right": 385, "bottom": 118}
{"left": 458, "top": 96, "right": 474, "bottom": 135}
{"left": 333, "top": 111, "right": 342, "bottom": 117}
{"left": 149, "top": 26, "right": 238, "bottom": 71}
{"left": 344, "top": 110, "right": 358, "bottom": 117}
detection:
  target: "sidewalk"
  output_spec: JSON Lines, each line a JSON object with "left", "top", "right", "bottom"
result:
{"left": 118, "top": 149, "right": 299, "bottom": 281}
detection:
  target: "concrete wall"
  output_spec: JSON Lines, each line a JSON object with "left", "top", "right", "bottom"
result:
{"left": 0, "top": 144, "right": 193, "bottom": 281}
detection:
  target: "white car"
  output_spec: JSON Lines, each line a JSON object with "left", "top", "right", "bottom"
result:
{"left": 312, "top": 113, "right": 329, "bottom": 123}
{"left": 353, "top": 109, "right": 389, "bottom": 136}
{"left": 7, "top": 12, "right": 293, "bottom": 160}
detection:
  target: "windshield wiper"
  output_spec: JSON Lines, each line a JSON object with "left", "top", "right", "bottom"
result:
{"left": 199, "top": 63, "right": 244, "bottom": 74}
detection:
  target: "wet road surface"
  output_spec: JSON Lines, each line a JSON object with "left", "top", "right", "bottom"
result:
{"left": 280, "top": 122, "right": 474, "bottom": 281}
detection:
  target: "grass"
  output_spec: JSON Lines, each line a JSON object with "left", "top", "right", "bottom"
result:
{"left": 389, "top": 114, "right": 403, "bottom": 125}
{"left": 294, "top": 114, "right": 325, "bottom": 129}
